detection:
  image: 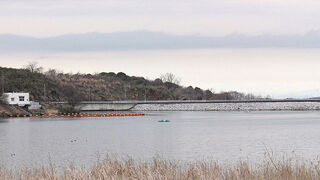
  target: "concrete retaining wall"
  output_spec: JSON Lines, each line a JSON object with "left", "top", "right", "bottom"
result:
{"left": 74, "top": 101, "right": 320, "bottom": 111}
{"left": 76, "top": 103, "right": 136, "bottom": 111}
{"left": 132, "top": 102, "right": 320, "bottom": 111}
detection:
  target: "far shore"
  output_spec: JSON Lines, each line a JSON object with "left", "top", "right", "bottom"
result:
{"left": 2, "top": 101, "right": 320, "bottom": 118}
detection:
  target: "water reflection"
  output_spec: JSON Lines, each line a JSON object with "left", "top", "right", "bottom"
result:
{"left": 1, "top": 111, "right": 320, "bottom": 168}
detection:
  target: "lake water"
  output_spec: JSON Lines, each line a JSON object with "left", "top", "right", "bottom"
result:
{"left": 1, "top": 111, "right": 320, "bottom": 168}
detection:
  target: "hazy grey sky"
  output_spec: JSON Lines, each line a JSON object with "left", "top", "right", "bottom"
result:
{"left": 0, "top": 0, "right": 320, "bottom": 37}
{"left": 1, "top": 31, "right": 320, "bottom": 51}
{"left": 1, "top": 48, "right": 320, "bottom": 98}
{"left": 1, "top": 0, "right": 320, "bottom": 98}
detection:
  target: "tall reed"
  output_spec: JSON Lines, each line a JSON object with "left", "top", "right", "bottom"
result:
{"left": 1, "top": 156, "right": 320, "bottom": 180}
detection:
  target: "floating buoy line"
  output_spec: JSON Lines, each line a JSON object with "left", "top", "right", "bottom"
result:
{"left": 9, "top": 113, "right": 145, "bottom": 118}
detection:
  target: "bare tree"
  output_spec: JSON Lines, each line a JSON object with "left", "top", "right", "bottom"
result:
{"left": 0, "top": 93, "right": 8, "bottom": 104}
{"left": 62, "top": 84, "right": 82, "bottom": 106}
{"left": 160, "top": 73, "right": 181, "bottom": 85}
{"left": 45, "top": 68, "right": 58, "bottom": 78}
{"left": 24, "top": 61, "right": 43, "bottom": 73}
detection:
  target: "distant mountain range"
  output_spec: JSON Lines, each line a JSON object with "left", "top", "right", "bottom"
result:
{"left": 0, "top": 30, "right": 320, "bottom": 51}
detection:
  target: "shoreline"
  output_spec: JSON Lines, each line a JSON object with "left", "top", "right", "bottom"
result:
{"left": 2, "top": 102, "right": 320, "bottom": 117}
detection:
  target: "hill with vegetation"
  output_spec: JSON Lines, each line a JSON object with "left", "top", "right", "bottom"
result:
{"left": 0, "top": 64, "right": 261, "bottom": 105}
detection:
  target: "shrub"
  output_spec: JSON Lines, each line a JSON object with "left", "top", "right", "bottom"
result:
{"left": 57, "top": 105, "right": 80, "bottom": 113}
{"left": 0, "top": 93, "right": 8, "bottom": 104}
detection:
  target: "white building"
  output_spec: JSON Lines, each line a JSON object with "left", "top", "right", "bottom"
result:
{"left": 3, "top": 92, "right": 31, "bottom": 106}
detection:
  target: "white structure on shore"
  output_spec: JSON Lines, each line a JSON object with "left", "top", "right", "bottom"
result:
{"left": 29, "top": 101, "right": 42, "bottom": 110}
{"left": 3, "top": 92, "right": 31, "bottom": 106}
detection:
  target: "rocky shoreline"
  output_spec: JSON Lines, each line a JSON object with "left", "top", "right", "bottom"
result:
{"left": 132, "top": 102, "right": 320, "bottom": 111}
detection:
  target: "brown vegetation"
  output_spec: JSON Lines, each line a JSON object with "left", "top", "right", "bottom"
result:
{"left": 0, "top": 157, "right": 319, "bottom": 180}
{"left": 0, "top": 92, "right": 7, "bottom": 104}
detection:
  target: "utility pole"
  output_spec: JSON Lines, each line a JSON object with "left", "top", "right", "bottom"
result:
{"left": 43, "top": 83, "right": 46, "bottom": 100}
{"left": 144, "top": 85, "right": 147, "bottom": 102}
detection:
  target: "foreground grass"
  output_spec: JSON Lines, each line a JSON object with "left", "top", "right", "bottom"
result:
{"left": 1, "top": 157, "right": 320, "bottom": 180}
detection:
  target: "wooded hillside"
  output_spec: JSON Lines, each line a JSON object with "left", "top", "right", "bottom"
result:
{"left": 0, "top": 66, "right": 260, "bottom": 103}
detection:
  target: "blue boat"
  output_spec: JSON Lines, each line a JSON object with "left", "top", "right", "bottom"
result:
{"left": 158, "top": 120, "right": 170, "bottom": 122}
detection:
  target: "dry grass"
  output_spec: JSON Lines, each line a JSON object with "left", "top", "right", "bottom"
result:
{"left": 1, "top": 156, "right": 320, "bottom": 180}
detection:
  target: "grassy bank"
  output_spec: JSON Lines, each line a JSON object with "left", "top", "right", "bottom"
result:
{"left": 1, "top": 157, "right": 320, "bottom": 180}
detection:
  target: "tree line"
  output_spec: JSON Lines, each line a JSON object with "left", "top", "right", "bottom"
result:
{"left": 0, "top": 62, "right": 269, "bottom": 107}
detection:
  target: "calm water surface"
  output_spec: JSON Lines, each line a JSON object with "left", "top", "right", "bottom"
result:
{"left": 1, "top": 111, "right": 320, "bottom": 168}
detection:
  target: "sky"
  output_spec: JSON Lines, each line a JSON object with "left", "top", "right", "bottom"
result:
{"left": 1, "top": 0, "right": 320, "bottom": 37}
{"left": 1, "top": 0, "right": 320, "bottom": 98}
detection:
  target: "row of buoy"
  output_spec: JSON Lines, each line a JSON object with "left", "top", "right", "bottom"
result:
{"left": 9, "top": 113, "right": 145, "bottom": 118}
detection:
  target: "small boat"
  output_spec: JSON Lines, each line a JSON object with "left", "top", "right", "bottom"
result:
{"left": 158, "top": 120, "right": 170, "bottom": 122}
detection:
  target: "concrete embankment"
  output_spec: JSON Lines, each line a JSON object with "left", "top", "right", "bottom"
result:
{"left": 132, "top": 102, "right": 320, "bottom": 111}
{"left": 76, "top": 103, "right": 136, "bottom": 111}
